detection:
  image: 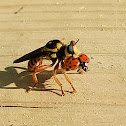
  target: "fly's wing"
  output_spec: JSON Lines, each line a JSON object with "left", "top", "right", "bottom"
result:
{"left": 13, "top": 47, "right": 50, "bottom": 63}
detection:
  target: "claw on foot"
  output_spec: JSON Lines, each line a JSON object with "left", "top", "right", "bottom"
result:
{"left": 61, "top": 93, "right": 65, "bottom": 96}
{"left": 26, "top": 88, "right": 32, "bottom": 93}
{"left": 72, "top": 90, "right": 77, "bottom": 94}
{"left": 61, "top": 90, "right": 65, "bottom": 96}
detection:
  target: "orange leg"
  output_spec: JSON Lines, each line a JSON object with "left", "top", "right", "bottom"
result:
{"left": 39, "top": 60, "right": 42, "bottom": 65}
{"left": 61, "top": 61, "right": 77, "bottom": 94}
{"left": 27, "top": 72, "right": 38, "bottom": 92}
{"left": 27, "top": 61, "right": 56, "bottom": 92}
{"left": 53, "top": 61, "right": 65, "bottom": 96}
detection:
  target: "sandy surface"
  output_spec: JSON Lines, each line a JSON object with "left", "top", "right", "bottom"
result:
{"left": 0, "top": 0, "right": 126, "bottom": 126}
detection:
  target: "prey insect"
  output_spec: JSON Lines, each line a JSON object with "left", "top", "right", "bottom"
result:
{"left": 14, "top": 39, "right": 82, "bottom": 96}
{"left": 64, "top": 53, "right": 89, "bottom": 73}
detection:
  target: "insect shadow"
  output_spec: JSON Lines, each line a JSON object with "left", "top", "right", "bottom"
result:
{"left": 0, "top": 66, "right": 65, "bottom": 96}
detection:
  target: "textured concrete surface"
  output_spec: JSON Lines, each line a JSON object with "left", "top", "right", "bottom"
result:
{"left": 0, "top": 0, "right": 126, "bottom": 125}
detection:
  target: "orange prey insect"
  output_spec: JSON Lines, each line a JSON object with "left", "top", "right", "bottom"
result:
{"left": 64, "top": 53, "right": 89, "bottom": 73}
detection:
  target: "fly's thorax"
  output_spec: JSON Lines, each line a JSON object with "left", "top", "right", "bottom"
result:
{"left": 45, "top": 40, "right": 64, "bottom": 52}
{"left": 47, "top": 53, "right": 57, "bottom": 60}
{"left": 44, "top": 40, "right": 65, "bottom": 60}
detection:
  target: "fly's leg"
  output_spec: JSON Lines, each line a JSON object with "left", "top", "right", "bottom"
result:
{"left": 61, "top": 61, "right": 77, "bottom": 94}
{"left": 27, "top": 60, "right": 56, "bottom": 92}
{"left": 53, "top": 61, "right": 65, "bottom": 96}
{"left": 39, "top": 60, "right": 42, "bottom": 65}
{"left": 26, "top": 72, "right": 38, "bottom": 92}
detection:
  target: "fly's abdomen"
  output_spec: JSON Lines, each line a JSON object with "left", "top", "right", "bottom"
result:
{"left": 28, "top": 57, "right": 42, "bottom": 72}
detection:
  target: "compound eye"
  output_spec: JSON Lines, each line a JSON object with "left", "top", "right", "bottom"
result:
{"left": 67, "top": 45, "right": 74, "bottom": 54}
{"left": 70, "top": 40, "right": 76, "bottom": 45}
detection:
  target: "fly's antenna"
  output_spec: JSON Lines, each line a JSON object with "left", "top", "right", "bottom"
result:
{"left": 71, "top": 39, "right": 79, "bottom": 46}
